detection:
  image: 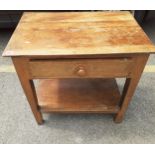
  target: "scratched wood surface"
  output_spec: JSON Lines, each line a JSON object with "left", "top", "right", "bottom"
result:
{"left": 3, "top": 11, "right": 155, "bottom": 56}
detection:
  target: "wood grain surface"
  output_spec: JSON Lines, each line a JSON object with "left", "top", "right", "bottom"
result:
{"left": 36, "top": 78, "right": 120, "bottom": 113}
{"left": 3, "top": 11, "right": 155, "bottom": 57}
{"left": 29, "top": 58, "right": 134, "bottom": 78}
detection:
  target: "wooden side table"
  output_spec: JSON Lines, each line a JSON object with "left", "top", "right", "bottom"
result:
{"left": 3, "top": 11, "right": 155, "bottom": 124}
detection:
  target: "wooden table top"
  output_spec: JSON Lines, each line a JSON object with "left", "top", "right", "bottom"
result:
{"left": 3, "top": 11, "right": 155, "bottom": 57}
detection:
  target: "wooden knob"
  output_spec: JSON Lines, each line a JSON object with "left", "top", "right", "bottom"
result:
{"left": 76, "top": 67, "right": 86, "bottom": 76}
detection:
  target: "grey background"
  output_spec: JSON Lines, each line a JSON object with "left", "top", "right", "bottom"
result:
{"left": 0, "top": 11, "right": 155, "bottom": 143}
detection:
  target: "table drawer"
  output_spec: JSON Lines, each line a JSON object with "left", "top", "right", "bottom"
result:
{"left": 29, "top": 58, "right": 134, "bottom": 78}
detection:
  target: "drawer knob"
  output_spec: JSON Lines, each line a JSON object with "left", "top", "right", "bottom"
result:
{"left": 76, "top": 67, "right": 86, "bottom": 76}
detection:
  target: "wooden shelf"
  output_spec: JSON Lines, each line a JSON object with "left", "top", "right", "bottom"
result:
{"left": 36, "top": 79, "right": 120, "bottom": 113}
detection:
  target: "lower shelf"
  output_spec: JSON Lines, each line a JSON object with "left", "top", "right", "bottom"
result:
{"left": 36, "top": 78, "right": 120, "bottom": 113}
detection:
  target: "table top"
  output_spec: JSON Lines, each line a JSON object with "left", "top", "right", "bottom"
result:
{"left": 3, "top": 11, "right": 155, "bottom": 57}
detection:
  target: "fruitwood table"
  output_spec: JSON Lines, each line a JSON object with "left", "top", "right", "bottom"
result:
{"left": 3, "top": 11, "right": 155, "bottom": 124}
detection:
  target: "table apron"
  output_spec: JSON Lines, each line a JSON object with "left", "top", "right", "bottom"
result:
{"left": 27, "top": 57, "right": 135, "bottom": 79}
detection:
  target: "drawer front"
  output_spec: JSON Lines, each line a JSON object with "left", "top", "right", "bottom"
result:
{"left": 28, "top": 58, "right": 134, "bottom": 78}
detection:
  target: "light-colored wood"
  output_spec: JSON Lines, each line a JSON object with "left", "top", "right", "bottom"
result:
{"left": 12, "top": 57, "right": 43, "bottom": 124}
{"left": 20, "top": 11, "right": 137, "bottom": 23}
{"left": 76, "top": 66, "right": 86, "bottom": 77}
{"left": 36, "top": 79, "right": 120, "bottom": 113}
{"left": 114, "top": 54, "right": 149, "bottom": 123}
{"left": 29, "top": 58, "right": 134, "bottom": 78}
{"left": 3, "top": 11, "right": 155, "bottom": 57}
{"left": 2, "top": 12, "right": 153, "bottom": 124}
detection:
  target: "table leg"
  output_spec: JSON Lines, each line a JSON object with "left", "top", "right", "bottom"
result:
{"left": 114, "top": 54, "right": 149, "bottom": 123}
{"left": 12, "top": 57, "right": 43, "bottom": 124}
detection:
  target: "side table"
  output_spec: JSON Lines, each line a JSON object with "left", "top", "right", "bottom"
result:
{"left": 3, "top": 11, "right": 155, "bottom": 124}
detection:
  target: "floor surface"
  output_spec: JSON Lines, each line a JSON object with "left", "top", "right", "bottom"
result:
{"left": 0, "top": 12, "right": 155, "bottom": 143}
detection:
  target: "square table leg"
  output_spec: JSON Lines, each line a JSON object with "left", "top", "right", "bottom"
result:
{"left": 114, "top": 54, "right": 149, "bottom": 123}
{"left": 11, "top": 54, "right": 149, "bottom": 124}
{"left": 12, "top": 57, "right": 43, "bottom": 124}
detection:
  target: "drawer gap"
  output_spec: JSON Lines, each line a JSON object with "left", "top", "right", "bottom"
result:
{"left": 29, "top": 57, "right": 133, "bottom": 62}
